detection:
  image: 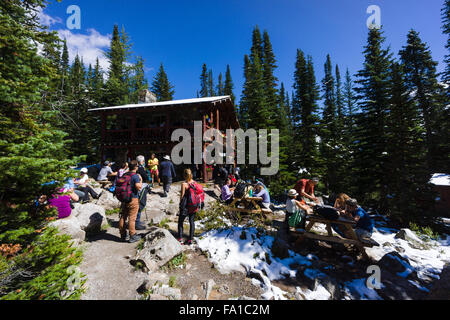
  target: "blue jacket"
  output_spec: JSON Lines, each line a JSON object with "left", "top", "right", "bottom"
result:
{"left": 159, "top": 160, "right": 176, "bottom": 179}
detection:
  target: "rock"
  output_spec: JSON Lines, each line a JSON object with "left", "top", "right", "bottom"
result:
{"left": 148, "top": 272, "right": 170, "bottom": 287}
{"left": 48, "top": 215, "right": 86, "bottom": 241}
{"left": 190, "top": 294, "right": 199, "bottom": 300}
{"left": 316, "top": 274, "right": 341, "bottom": 300}
{"left": 152, "top": 286, "right": 181, "bottom": 300}
{"left": 149, "top": 294, "right": 169, "bottom": 300}
{"left": 427, "top": 264, "right": 450, "bottom": 300}
{"left": 131, "top": 227, "right": 183, "bottom": 272}
{"left": 165, "top": 203, "right": 179, "bottom": 216}
{"left": 94, "top": 191, "right": 121, "bottom": 211}
{"left": 271, "top": 237, "right": 290, "bottom": 259}
{"left": 203, "top": 279, "right": 216, "bottom": 300}
{"left": 394, "top": 228, "right": 431, "bottom": 250}
{"left": 137, "top": 280, "right": 151, "bottom": 294}
{"left": 147, "top": 210, "right": 167, "bottom": 225}
{"left": 377, "top": 251, "right": 417, "bottom": 280}
{"left": 375, "top": 270, "right": 427, "bottom": 300}
{"left": 218, "top": 284, "right": 230, "bottom": 295}
{"left": 73, "top": 203, "right": 108, "bottom": 234}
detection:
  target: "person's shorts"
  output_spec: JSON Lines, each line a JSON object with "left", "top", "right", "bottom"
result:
{"left": 150, "top": 169, "right": 159, "bottom": 176}
{"left": 261, "top": 202, "right": 271, "bottom": 209}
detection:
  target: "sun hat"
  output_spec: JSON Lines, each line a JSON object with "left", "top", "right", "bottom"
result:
{"left": 103, "top": 160, "right": 110, "bottom": 166}
{"left": 288, "top": 189, "right": 298, "bottom": 197}
{"left": 163, "top": 155, "right": 171, "bottom": 161}
{"left": 80, "top": 167, "right": 88, "bottom": 174}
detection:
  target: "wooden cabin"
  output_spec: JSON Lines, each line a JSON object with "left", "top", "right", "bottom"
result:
{"left": 88, "top": 95, "right": 239, "bottom": 182}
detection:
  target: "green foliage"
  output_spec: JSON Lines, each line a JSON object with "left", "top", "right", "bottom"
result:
{"left": 409, "top": 222, "right": 440, "bottom": 241}
{"left": 151, "top": 63, "right": 175, "bottom": 101}
{"left": 165, "top": 253, "right": 186, "bottom": 270}
{"left": 168, "top": 275, "right": 177, "bottom": 288}
{"left": 105, "top": 208, "right": 120, "bottom": 216}
{"left": 158, "top": 218, "right": 170, "bottom": 229}
{"left": 0, "top": 228, "right": 85, "bottom": 300}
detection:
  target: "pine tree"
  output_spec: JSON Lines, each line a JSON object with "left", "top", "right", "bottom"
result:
{"left": 399, "top": 29, "right": 448, "bottom": 172}
{"left": 262, "top": 30, "right": 279, "bottom": 128}
{"left": 320, "top": 54, "right": 339, "bottom": 192}
{"left": 224, "top": 64, "right": 235, "bottom": 106}
{"left": 385, "top": 62, "right": 433, "bottom": 222}
{"left": 239, "top": 55, "right": 251, "bottom": 128}
{"left": 335, "top": 65, "right": 344, "bottom": 127}
{"left": 151, "top": 63, "right": 175, "bottom": 101}
{"left": 199, "top": 63, "right": 208, "bottom": 97}
{"left": 208, "top": 69, "right": 215, "bottom": 96}
{"left": 60, "top": 39, "right": 70, "bottom": 95}
{"left": 353, "top": 28, "right": 393, "bottom": 206}
{"left": 131, "top": 56, "right": 148, "bottom": 103}
{"left": 217, "top": 72, "right": 224, "bottom": 96}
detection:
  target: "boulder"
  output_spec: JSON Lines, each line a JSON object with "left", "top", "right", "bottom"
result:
{"left": 394, "top": 228, "right": 431, "bottom": 250}
{"left": 48, "top": 215, "right": 86, "bottom": 241}
{"left": 165, "top": 203, "right": 179, "bottom": 216}
{"left": 131, "top": 227, "right": 183, "bottom": 272}
{"left": 148, "top": 294, "right": 169, "bottom": 300}
{"left": 375, "top": 270, "right": 427, "bottom": 300}
{"left": 94, "top": 191, "right": 121, "bottom": 211}
{"left": 271, "top": 237, "right": 290, "bottom": 259}
{"left": 73, "top": 203, "right": 108, "bottom": 234}
{"left": 152, "top": 286, "right": 181, "bottom": 300}
{"left": 377, "top": 251, "right": 417, "bottom": 280}
{"left": 147, "top": 210, "right": 168, "bottom": 225}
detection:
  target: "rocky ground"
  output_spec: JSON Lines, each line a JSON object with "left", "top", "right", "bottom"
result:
{"left": 52, "top": 179, "right": 450, "bottom": 300}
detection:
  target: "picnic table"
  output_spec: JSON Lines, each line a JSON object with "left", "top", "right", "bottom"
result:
{"left": 291, "top": 214, "right": 379, "bottom": 260}
{"left": 224, "top": 196, "right": 273, "bottom": 217}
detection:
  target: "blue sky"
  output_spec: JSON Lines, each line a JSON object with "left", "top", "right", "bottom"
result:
{"left": 42, "top": 0, "right": 447, "bottom": 105}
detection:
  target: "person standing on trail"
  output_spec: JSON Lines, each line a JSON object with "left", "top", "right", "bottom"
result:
{"left": 177, "top": 169, "right": 198, "bottom": 245}
{"left": 148, "top": 153, "right": 160, "bottom": 185}
{"left": 294, "top": 177, "right": 320, "bottom": 204}
{"left": 118, "top": 160, "right": 143, "bottom": 243}
{"left": 135, "top": 155, "right": 149, "bottom": 230}
{"left": 159, "top": 155, "right": 176, "bottom": 197}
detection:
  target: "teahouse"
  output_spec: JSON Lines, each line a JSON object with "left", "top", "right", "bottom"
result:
{"left": 88, "top": 91, "right": 240, "bottom": 182}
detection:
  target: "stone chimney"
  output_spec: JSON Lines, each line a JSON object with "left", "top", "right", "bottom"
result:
{"left": 138, "top": 89, "right": 157, "bottom": 104}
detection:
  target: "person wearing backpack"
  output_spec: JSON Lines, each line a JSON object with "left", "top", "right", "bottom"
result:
{"left": 116, "top": 160, "right": 143, "bottom": 243}
{"left": 177, "top": 169, "right": 204, "bottom": 245}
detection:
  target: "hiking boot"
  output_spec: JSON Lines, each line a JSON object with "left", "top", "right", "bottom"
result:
{"left": 177, "top": 238, "right": 184, "bottom": 244}
{"left": 185, "top": 239, "right": 192, "bottom": 246}
{"left": 128, "top": 234, "right": 141, "bottom": 243}
{"left": 121, "top": 234, "right": 129, "bottom": 242}
{"left": 135, "top": 223, "right": 146, "bottom": 230}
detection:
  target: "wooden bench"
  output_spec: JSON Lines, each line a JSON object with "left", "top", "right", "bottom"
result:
{"left": 97, "top": 180, "right": 113, "bottom": 189}
{"left": 224, "top": 196, "right": 272, "bottom": 217}
{"left": 291, "top": 215, "right": 379, "bottom": 260}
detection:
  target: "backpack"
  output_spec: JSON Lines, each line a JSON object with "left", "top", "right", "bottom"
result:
{"left": 185, "top": 182, "right": 205, "bottom": 214}
{"left": 288, "top": 210, "right": 306, "bottom": 229}
{"left": 314, "top": 205, "right": 339, "bottom": 220}
{"left": 234, "top": 182, "right": 247, "bottom": 198}
{"left": 114, "top": 172, "right": 136, "bottom": 203}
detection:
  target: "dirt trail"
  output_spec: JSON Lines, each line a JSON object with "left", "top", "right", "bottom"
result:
{"left": 79, "top": 183, "right": 261, "bottom": 300}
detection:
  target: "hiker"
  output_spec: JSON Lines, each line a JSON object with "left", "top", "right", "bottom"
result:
{"left": 285, "top": 189, "right": 313, "bottom": 232}
{"left": 216, "top": 165, "right": 228, "bottom": 187}
{"left": 234, "top": 166, "right": 241, "bottom": 181}
{"left": 159, "top": 155, "right": 176, "bottom": 197}
{"left": 294, "top": 177, "right": 320, "bottom": 204}
{"left": 342, "top": 198, "right": 374, "bottom": 241}
{"left": 117, "top": 161, "right": 129, "bottom": 178}
{"left": 97, "top": 161, "right": 117, "bottom": 181}
{"left": 39, "top": 187, "right": 79, "bottom": 219}
{"left": 117, "top": 160, "right": 143, "bottom": 243}
{"left": 148, "top": 153, "right": 160, "bottom": 185}
{"left": 135, "top": 155, "right": 150, "bottom": 230}
{"left": 334, "top": 193, "right": 351, "bottom": 214}
{"left": 221, "top": 178, "right": 235, "bottom": 205}
{"left": 178, "top": 169, "right": 204, "bottom": 245}
{"left": 63, "top": 177, "right": 84, "bottom": 202}
{"left": 252, "top": 182, "right": 271, "bottom": 209}
{"left": 228, "top": 173, "right": 237, "bottom": 187}
{"left": 74, "top": 168, "right": 100, "bottom": 202}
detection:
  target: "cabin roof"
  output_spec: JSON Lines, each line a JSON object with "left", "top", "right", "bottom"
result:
{"left": 88, "top": 95, "right": 232, "bottom": 112}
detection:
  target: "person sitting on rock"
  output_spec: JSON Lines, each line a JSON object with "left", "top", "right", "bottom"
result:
{"left": 342, "top": 198, "right": 374, "bottom": 241}
{"left": 97, "top": 161, "right": 117, "bottom": 182}
{"left": 221, "top": 178, "right": 235, "bottom": 205}
{"left": 74, "top": 168, "right": 100, "bottom": 203}
{"left": 39, "top": 187, "right": 79, "bottom": 219}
